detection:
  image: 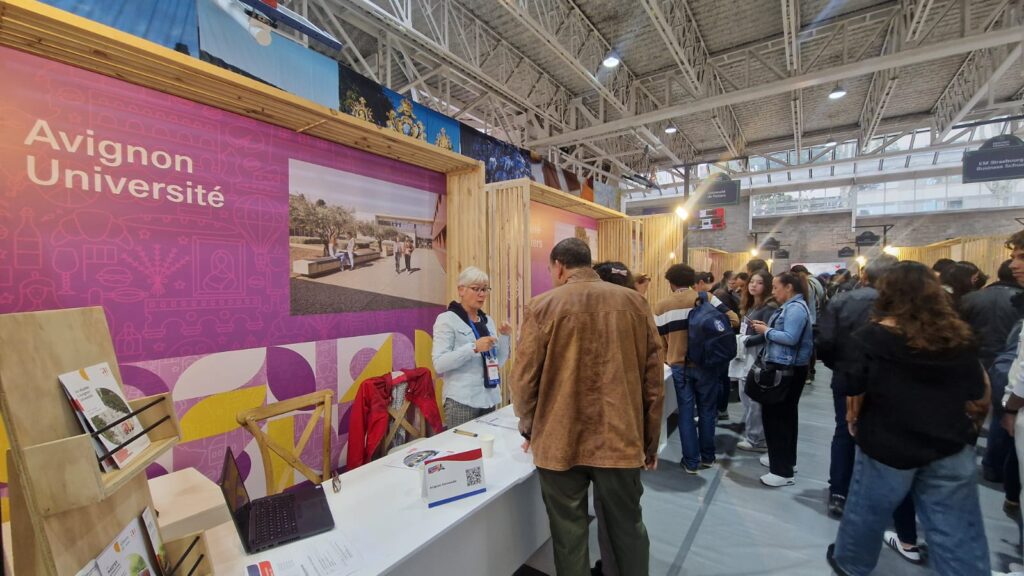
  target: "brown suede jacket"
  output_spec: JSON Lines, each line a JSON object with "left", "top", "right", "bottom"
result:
{"left": 510, "top": 268, "right": 665, "bottom": 471}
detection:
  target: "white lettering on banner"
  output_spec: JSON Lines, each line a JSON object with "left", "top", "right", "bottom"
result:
{"left": 22, "top": 119, "right": 225, "bottom": 209}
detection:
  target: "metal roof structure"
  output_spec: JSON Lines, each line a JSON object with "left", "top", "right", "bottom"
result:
{"left": 302, "top": 0, "right": 1024, "bottom": 190}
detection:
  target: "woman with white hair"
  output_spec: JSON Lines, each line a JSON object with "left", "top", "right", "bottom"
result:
{"left": 432, "top": 266, "right": 512, "bottom": 427}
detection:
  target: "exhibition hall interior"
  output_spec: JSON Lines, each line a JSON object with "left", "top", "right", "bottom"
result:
{"left": 4, "top": 0, "right": 1024, "bottom": 574}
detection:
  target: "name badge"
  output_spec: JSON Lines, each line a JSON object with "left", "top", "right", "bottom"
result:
{"left": 485, "top": 357, "right": 501, "bottom": 388}
{"left": 740, "top": 318, "right": 750, "bottom": 336}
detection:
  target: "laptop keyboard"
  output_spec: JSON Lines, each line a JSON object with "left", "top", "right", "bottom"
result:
{"left": 251, "top": 494, "right": 298, "bottom": 546}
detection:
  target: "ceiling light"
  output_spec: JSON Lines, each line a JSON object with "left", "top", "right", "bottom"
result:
{"left": 602, "top": 54, "right": 621, "bottom": 68}
{"left": 828, "top": 83, "right": 847, "bottom": 100}
{"left": 750, "top": 249, "right": 759, "bottom": 257}
{"left": 675, "top": 206, "right": 689, "bottom": 220}
{"left": 664, "top": 125, "right": 678, "bottom": 134}
{"left": 883, "top": 245, "right": 899, "bottom": 256}
{"left": 669, "top": 252, "right": 676, "bottom": 260}
{"left": 855, "top": 255, "right": 867, "bottom": 267}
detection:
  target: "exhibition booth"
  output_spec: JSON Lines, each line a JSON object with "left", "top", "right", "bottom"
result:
{"left": 0, "top": 1, "right": 686, "bottom": 574}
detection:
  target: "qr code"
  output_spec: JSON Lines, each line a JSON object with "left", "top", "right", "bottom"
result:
{"left": 465, "top": 466, "right": 482, "bottom": 486}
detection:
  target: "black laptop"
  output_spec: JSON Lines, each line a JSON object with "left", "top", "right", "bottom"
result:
{"left": 219, "top": 447, "right": 335, "bottom": 553}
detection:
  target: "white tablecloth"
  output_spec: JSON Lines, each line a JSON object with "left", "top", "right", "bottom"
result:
{"left": 206, "top": 406, "right": 550, "bottom": 575}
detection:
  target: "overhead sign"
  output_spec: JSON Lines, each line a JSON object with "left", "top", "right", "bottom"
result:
{"left": 838, "top": 247, "right": 856, "bottom": 258}
{"left": 963, "top": 134, "right": 1024, "bottom": 183}
{"left": 689, "top": 208, "right": 726, "bottom": 230}
{"left": 762, "top": 237, "right": 781, "bottom": 251}
{"left": 855, "top": 231, "right": 881, "bottom": 247}
{"left": 696, "top": 174, "right": 741, "bottom": 207}
{"left": 775, "top": 249, "right": 790, "bottom": 259}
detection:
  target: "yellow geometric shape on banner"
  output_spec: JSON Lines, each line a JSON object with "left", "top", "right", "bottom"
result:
{"left": 415, "top": 330, "right": 444, "bottom": 412}
{"left": 267, "top": 416, "right": 296, "bottom": 492}
{"left": 0, "top": 415, "right": 8, "bottom": 484}
{"left": 341, "top": 335, "right": 393, "bottom": 402}
{"left": 180, "top": 385, "right": 267, "bottom": 442}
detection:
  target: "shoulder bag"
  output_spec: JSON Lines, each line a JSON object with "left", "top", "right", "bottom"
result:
{"left": 745, "top": 302, "right": 810, "bottom": 405}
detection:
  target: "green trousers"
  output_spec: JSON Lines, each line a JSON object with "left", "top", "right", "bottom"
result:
{"left": 537, "top": 466, "right": 649, "bottom": 576}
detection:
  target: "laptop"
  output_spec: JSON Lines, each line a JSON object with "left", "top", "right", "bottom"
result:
{"left": 219, "top": 447, "right": 335, "bottom": 553}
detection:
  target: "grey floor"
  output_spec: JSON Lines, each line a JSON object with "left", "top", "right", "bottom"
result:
{"left": 589, "top": 364, "right": 1022, "bottom": 575}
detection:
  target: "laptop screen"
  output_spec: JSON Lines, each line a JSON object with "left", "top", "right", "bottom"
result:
{"left": 219, "top": 447, "right": 251, "bottom": 537}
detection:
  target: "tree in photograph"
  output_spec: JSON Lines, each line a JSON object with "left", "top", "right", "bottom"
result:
{"left": 289, "top": 194, "right": 356, "bottom": 256}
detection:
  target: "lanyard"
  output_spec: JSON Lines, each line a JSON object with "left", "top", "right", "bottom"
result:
{"left": 468, "top": 318, "right": 495, "bottom": 360}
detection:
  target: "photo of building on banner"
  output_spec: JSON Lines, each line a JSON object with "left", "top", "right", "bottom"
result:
{"left": 288, "top": 159, "right": 448, "bottom": 315}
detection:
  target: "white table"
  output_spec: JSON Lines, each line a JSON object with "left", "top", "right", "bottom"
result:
{"left": 207, "top": 405, "right": 552, "bottom": 575}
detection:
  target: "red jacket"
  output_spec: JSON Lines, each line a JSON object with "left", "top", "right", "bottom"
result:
{"left": 346, "top": 368, "right": 445, "bottom": 469}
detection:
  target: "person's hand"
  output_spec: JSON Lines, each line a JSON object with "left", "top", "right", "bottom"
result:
{"left": 521, "top": 440, "right": 531, "bottom": 453}
{"left": 1004, "top": 412, "right": 1017, "bottom": 437}
{"left": 847, "top": 420, "right": 857, "bottom": 438}
{"left": 751, "top": 320, "right": 769, "bottom": 335}
{"left": 499, "top": 322, "right": 512, "bottom": 336}
{"left": 645, "top": 454, "right": 658, "bottom": 470}
{"left": 474, "top": 336, "right": 497, "bottom": 353}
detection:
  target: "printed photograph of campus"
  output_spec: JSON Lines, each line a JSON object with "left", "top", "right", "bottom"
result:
{"left": 288, "top": 159, "right": 447, "bottom": 315}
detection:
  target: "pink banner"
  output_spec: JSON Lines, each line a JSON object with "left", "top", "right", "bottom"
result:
{"left": 0, "top": 46, "right": 447, "bottom": 364}
{"left": 529, "top": 201, "right": 599, "bottom": 295}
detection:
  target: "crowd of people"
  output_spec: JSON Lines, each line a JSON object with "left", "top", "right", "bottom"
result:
{"left": 430, "top": 233, "right": 1024, "bottom": 575}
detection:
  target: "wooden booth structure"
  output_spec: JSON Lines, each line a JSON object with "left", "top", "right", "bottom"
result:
{"left": 895, "top": 236, "right": 1011, "bottom": 279}
{"left": 689, "top": 248, "right": 752, "bottom": 285}
{"left": 482, "top": 179, "right": 630, "bottom": 403}
{"left": 0, "top": 0, "right": 488, "bottom": 573}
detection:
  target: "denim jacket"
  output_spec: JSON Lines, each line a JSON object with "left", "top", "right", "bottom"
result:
{"left": 432, "top": 310, "right": 510, "bottom": 409}
{"left": 763, "top": 294, "right": 813, "bottom": 366}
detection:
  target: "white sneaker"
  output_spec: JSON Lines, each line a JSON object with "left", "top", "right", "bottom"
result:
{"left": 737, "top": 439, "right": 767, "bottom": 453}
{"left": 759, "top": 454, "right": 797, "bottom": 472}
{"left": 883, "top": 530, "right": 922, "bottom": 564}
{"left": 759, "top": 473, "right": 795, "bottom": 487}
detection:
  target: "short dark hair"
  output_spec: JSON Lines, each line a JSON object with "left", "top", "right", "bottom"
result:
{"left": 695, "top": 272, "right": 715, "bottom": 285}
{"left": 789, "top": 264, "right": 810, "bottom": 275}
{"left": 746, "top": 258, "right": 768, "bottom": 274}
{"left": 862, "top": 255, "right": 897, "bottom": 286}
{"left": 1007, "top": 230, "right": 1024, "bottom": 251}
{"left": 722, "top": 270, "right": 734, "bottom": 281}
{"left": 550, "top": 238, "right": 591, "bottom": 269}
{"left": 932, "top": 258, "right": 956, "bottom": 274}
{"left": 999, "top": 259, "right": 1015, "bottom": 283}
{"left": 665, "top": 264, "right": 695, "bottom": 288}
{"left": 734, "top": 272, "right": 750, "bottom": 282}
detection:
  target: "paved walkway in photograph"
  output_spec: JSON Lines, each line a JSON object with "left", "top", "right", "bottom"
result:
{"left": 293, "top": 248, "right": 447, "bottom": 313}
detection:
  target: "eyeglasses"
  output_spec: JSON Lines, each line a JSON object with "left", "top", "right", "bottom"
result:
{"left": 465, "top": 286, "right": 492, "bottom": 293}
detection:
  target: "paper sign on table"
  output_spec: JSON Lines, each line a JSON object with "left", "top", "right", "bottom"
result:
{"left": 381, "top": 446, "right": 453, "bottom": 472}
{"left": 421, "top": 449, "right": 486, "bottom": 508}
{"left": 242, "top": 532, "right": 363, "bottom": 576}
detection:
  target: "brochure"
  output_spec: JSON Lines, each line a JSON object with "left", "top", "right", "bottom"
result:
{"left": 58, "top": 362, "right": 151, "bottom": 468}
{"left": 140, "top": 506, "right": 170, "bottom": 575}
{"left": 61, "top": 385, "right": 115, "bottom": 473}
{"left": 75, "top": 561, "right": 102, "bottom": 576}
{"left": 381, "top": 446, "right": 453, "bottom": 472}
{"left": 96, "top": 516, "right": 159, "bottom": 576}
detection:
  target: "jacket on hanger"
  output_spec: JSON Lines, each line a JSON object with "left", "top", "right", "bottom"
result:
{"left": 346, "top": 368, "right": 444, "bottom": 470}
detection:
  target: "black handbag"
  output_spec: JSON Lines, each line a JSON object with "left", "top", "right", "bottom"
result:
{"left": 745, "top": 354, "right": 794, "bottom": 405}
{"left": 745, "top": 301, "right": 810, "bottom": 405}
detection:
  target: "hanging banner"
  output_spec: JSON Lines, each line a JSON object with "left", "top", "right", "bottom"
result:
{"left": 695, "top": 174, "right": 741, "bottom": 207}
{"left": 963, "top": 134, "right": 1024, "bottom": 183}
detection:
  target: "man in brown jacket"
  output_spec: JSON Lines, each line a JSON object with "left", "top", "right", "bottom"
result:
{"left": 511, "top": 238, "right": 664, "bottom": 576}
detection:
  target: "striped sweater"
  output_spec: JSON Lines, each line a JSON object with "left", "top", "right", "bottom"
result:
{"left": 653, "top": 288, "right": 739, "bottom": 366}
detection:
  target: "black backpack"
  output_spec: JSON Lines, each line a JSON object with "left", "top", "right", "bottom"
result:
{"left": 686, "top": 292, "right": 737, "bottom": 367}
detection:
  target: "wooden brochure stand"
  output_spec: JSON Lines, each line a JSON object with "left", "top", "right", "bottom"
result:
{"left": 0, "top": 307, "right": 208, "bottom": 576}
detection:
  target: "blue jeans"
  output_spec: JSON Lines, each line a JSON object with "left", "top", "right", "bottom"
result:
{"left": 829, "top": 375, "right": 855, "bottom": 497}
{"left": 672, "top": 365, "right": 717, "bottom": 469}
{"left": 832, "top": 446, "right": 990, "bottom": 576}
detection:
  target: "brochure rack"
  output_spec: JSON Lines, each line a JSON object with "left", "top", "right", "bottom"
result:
{"left": 0, "top": 307, "right": 207, "bottom": 575}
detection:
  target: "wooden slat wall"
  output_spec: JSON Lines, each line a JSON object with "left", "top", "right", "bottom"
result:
{"left": 961, "top": 237, "right": 1011, "bottom": 280}
{"left": 598, "top": 219, "right": 641, "bottom": 271}
{"left": 636, "top": 214, "right": 685, "bottom": 306}
{"left": 485, "top": 181, "right": 531, "bottom": 405}
{"left": 446, "top": 168, "right": 488, "bottom": 300}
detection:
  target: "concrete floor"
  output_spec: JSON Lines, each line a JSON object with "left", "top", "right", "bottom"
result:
{"left": 585, "top": 365, "right": 1021, "bottom": 575}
